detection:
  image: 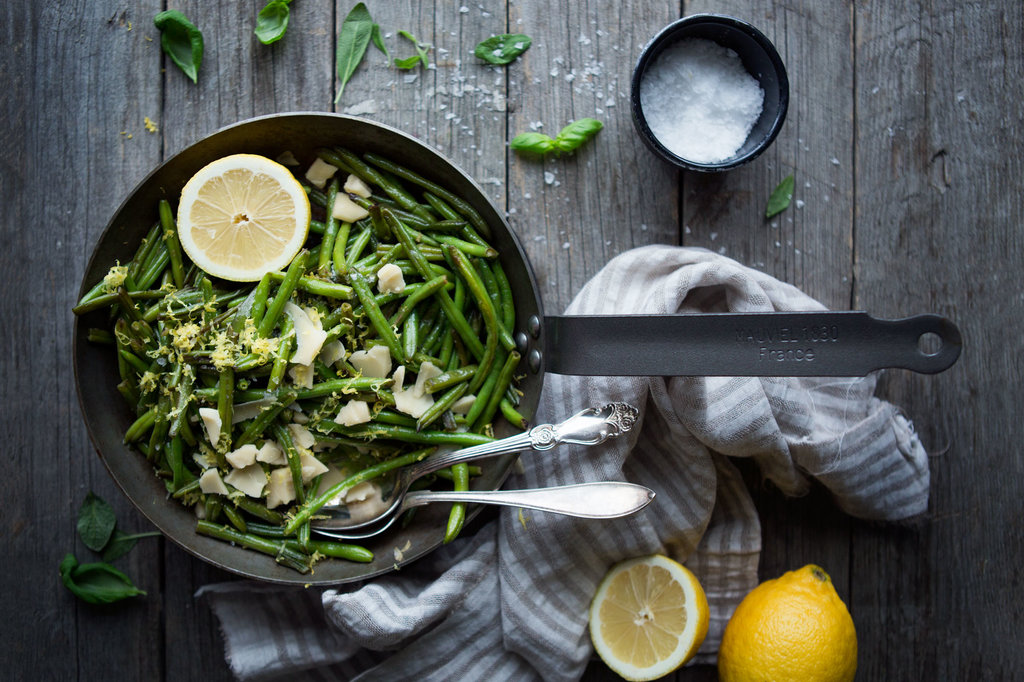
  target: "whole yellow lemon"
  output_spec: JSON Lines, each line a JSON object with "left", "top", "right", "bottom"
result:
{"left": 718, "top": 564, "right": 857, "bottom": 682}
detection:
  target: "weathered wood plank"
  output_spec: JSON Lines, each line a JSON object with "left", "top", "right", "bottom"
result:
{"left": 852, "top": 0, "right": 1024, "bottom": 678}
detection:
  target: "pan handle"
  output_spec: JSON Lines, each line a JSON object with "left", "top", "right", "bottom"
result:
{"left": 541, "top": 312, "right": 962, "bottom": 377}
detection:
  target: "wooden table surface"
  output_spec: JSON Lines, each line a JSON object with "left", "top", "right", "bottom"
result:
{"left": 3, "top": 1, "right": 1020, "bottom": 679}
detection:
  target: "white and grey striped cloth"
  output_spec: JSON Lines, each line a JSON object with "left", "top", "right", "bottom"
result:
{"left": 200, "top": 246, "right": 930, "bottom": 681}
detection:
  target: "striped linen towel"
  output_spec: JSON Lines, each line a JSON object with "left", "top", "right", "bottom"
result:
{"left": 200, "top": 246, "right": 929, "bottom": 681}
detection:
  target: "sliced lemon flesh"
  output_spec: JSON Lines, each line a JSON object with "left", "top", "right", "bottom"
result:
{"left": 177, "top": 153, "right": 310, "bottom": 281}
{"left": 589, "top": 554, "right": 709, "bottom": 682}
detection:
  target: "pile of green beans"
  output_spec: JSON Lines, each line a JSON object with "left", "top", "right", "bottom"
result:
{"left": 75, "top": 147, "right": 527, "bottom": 573}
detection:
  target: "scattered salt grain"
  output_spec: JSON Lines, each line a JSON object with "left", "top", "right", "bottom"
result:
{"left": 639, "top": 38, "right": 764, "bottom": 164}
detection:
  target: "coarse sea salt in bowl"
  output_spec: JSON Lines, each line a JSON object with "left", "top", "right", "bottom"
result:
{"left": 630, "top": 14, "right": 789, "bottom": 172}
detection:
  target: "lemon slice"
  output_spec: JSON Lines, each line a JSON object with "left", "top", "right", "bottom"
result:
{"left": 589, "top": 554, "right": 709, "bottom": 681}
{"left": 176, "top": 154, "right": 310, "bottom": 281}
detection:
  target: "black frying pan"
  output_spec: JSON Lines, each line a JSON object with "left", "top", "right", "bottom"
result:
{"left": 73, "top": 113, "right": 961, "bottom": 585}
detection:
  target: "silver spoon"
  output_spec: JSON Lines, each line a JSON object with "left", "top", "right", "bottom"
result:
{"left": 310, "top": 402, "right": 640, "bottom": 534}
{"left": 314, "top": 481, "right": 655, "bottom": 541}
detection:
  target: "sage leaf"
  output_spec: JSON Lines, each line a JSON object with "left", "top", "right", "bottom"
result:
{"left": 335, "top": 2, "right": 374, "bottom": 104}
{"left": 394, "top": 30, "right": 429, "bottom": 70}
{"left": 255, "top": 0, "right": 291, "bottom": 45}
{"left": 371, "top": 23, "right": 390, "bottom": 61}
{"left": 154, "top": 10, "right": 204, "bottom": 84}
{"left": 60, "top": 554, "right": 146, "bottom": 605}
{"left": 77, "top": 492, "right": 116, "bottom": 552}
{"left": 474, "top": 33, "right": 532, "bottom": 65}
{"left": 510, "top": 132, "right": 557, "bottom": 155}
{"left": 554, "top": 118, "right": 603, "bottom": 152}
{"left": 765, "top": 174, "right": 795, "bottom": 218}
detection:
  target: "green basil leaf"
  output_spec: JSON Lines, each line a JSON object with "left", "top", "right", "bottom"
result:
{"left": 255, "top": 0, "right": 291, "bottom": 45}
{"left": 765, "top": 174, "right": 795, "bottom": 218}
{"left": 371, "top": 23, "right": 390, "bottom": 61}
{"left": 60, "top": 554, "right": 146, "bottom": 605}
{"left": 510, "top": 132, "right": 557, "bottom": 155}
{"left": 154, "top": 10, "right": 204, "bottom": 84}
{"left": 335, "top": 2, "right": 375, "bottom": 104}
{"left": 474, "top": 33, "right": 532, "bottom": 65}
{"left": 554, "top": 118, "right": 603, "bottom": 152}
{"left": 395, "top": 30, "right": 429, "bottom": 69}
{"left": 77, "top": 492, "right": 116, "bottom": 552}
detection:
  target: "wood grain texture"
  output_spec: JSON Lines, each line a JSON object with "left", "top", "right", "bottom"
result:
{"left": 1, "top": 0, "right": 1021, "bottom": 680}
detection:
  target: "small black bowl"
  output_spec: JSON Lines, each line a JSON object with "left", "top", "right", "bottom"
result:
{"left": 630, "top": 14, "right": 789, "bottom": 172}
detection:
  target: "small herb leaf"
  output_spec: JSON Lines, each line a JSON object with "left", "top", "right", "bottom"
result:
{"left": 335, "top": 2, "right": 375, "bottom": 104}
{"left": 371, "top": 24, "right": 390, "bottom": 61}
{"left": 510, "top": 132, "right": 557, "bottom": 155}
{"left": 555, "top": 118, "right": 603, "bottom": 152}
{"left": 255, "top": 0, "right": 291, "bottom": 45}
{"left": 154, "top": 10, "right": 204, "bottom": 84}
{"left": 394, "top": 30, "right": 430, "bottom": 70}
{"left": 765, "top": 174, "right": 795, "bottom": 218}
{"left": 77, "top": 492, "right": 116, "bottom": 552}
{"left": 60, "top": 554, "right": 146, "bottom": 605}
{"left": 474, "top": 33, "right": 532, "bottom": 65}
{"left": 102, "top": 530, "right": 160, "bottom": 562}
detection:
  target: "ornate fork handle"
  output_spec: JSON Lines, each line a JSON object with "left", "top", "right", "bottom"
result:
{"left": 407, "top": 402, "right": 640, "bottom": 478}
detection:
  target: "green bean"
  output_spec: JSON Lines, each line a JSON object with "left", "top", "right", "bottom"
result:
{"left": 443, "top": 461, "right": 470, "bottom": 544}
{"left": 158, "top": 199, "right": 186, "bottom": 289}
{"left": 416, "top": 382, "right": 469, "bottom": 431}
{"left": 272, "top": 423, "right": 306, "bottom": 505}
{"left": 373, "top": 410, "right": 419, "bottom": 429}
{"left": 491, "top": 260, "right": 516, "bottom": 331}
{"left": 284, "top": 446, "right": 434, "bottom": 534}
{"left": 332, "top": 220, "right": 352, "bottom": 276}
{"left": 474, "top": 351, "right": 522, "bottom": 432}
{"left": 293, "top": 376, "right": 391, "bottom": 400}
{"left": 445, "top": 245, "right": 497, "bottom": 394}
{"left": 135, "top": 238, "right": 171, "bottom": 291}
{"left": 234, "top": 497, "right": 286, "bottom": 525}
{"left": 258, "top": 250, "right": 308, "bottom": 337}
{"left": 320, "top": 421, "right": 494, "bottom": 447}
{"left": 267, "top": 317, "right": 294, "bottom": 391}
{"left": 119, "top": 349, "right": 150, "bottom": 375}
{"left": 386, "top": 209, "right": 486, "bottom": 359}
{"left": 267, "top": 271, "right": 353, "bottom": 300}
{"left": 124, "top": 406, "right": 157, "bottom": 443}
{"left": 216, "top": 368, "right": 234, "bottom": 450}
{"left": 318, "top": 179, "right": 341, "bottom": 273}
{"left": 315, "top": 148, "right": 357, "bottom": 176}
{"left": 423, "top": 219, "right": 468, "bottom": 233}
{"left": 348, "top": 271, "right": 406, "bottom": 363}
{"left": 499, "top": 399, "right": 528, "bottom": 430}
{"left": 72, "top": 289, "right": 167, "bottom": 316}
{"left": 346, "top": 227, "right": 373, "bottom": 265}
{"left": 126, "top": 222, "right": 163, "bottom": 285}
{"left": 333, "top": 148, "right": 433, "bottom": 222}
{"left": 168, "top": 368, "right": 194, "bottom": 439}
{"left": 196, "top": 521, "right": 310, "bottom": 573}
{"left": 365, "top": 153, "right": 491, "bottom": 238}
{"left": 233, "top": 388, "right": 297, "bottom": 448}
{"left": 402, "top": 312, "right": 418, "bottom": 361}
{"left": 424, "top": 365, "right": 477, "bottom": 393}
{"left": 308, "top": 219, "right": 326, "bottom": 236}
{"left": 286, "top": 539, "right": 373, "bottom": 563}
{"left": 435, "top": 235, "right": 497, "bottom": 259}
{"left": 250, "top": 273, "right": 272, "bottom": 327}
{"left": 388, "top": 276, "right": 448, "bottom": 329}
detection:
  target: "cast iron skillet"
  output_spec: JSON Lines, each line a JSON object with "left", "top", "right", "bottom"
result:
{"left": 73, "top": 113, "right": 961, "bottom": 585}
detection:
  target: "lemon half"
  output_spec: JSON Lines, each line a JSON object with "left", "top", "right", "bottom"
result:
{"left": 176, "top": 153, "right": 310, "bottom": 281}
{"left": 589, "top": 554, "right": 709, "bottom": 681}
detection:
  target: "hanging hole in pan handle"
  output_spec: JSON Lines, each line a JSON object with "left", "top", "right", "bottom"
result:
{"left": 908, "top": 315, "right": 962, "bottom": 373}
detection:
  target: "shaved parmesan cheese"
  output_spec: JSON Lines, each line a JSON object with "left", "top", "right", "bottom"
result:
{"left": 319, "top": 340, "right": 346, "bottom": 367}
{"left": 451, "top": 395, "right": 476, "bottom": 414}
{"left": 332, "top": 193, "right": 370, "bottom": 222}
{"left": 304, "top": 157, "right": 337, "bottom": 189}
{"left": 283, "top": 302, "right": 328, "bottom": 366}
{"left": 350, "top": 344, "right": 391, "bottom": 377}
{"left": 257, "top": 441, "right": 286, "bottom": 465}
{"left": 199, "top": 468, "right": 229, "bottom": 495}
{"left": 344, "top": 481, "right": 390, "bottom": 523}
{"left": 392, "top": 365, "right": 434, "bottom": 418}
{"left": 224, "top": 464, "right": 267, "bottom": 497}
{"left": 288, "top": 362, "right": 315, "bottom": 389}
{"left": 334, "top": 400, "right": 372, "bottom": 426}
{"left": 344, "top": 173, "right": 372, "bottom": 198}
{"left": 316, "top": 465, "right": 347, "bottom": 506}
{"left": 376, "top": 263, "right": 406, "bottom": 294}
{"left": 299, "top": 452, "right": 329, "bottom": 483}
{"left": 198, "top": 407, "right": 222, "bottom": 446}
{"left": 231, "top": 397, "right": 274, "bottom": 423}
{"left": 276, "top": 150, "right": 299, "bottom": 166}
{"left": 414, "top": 361, "right": 443, "bottom": 397}
{"left": 266, "top": 468, "right": 295, "bottom": 509}
{"left": 288, "top": 423, "right": 316, "bottom": 450}
{"left": 225, "top": 444, "right": 259, "bottom": 469}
